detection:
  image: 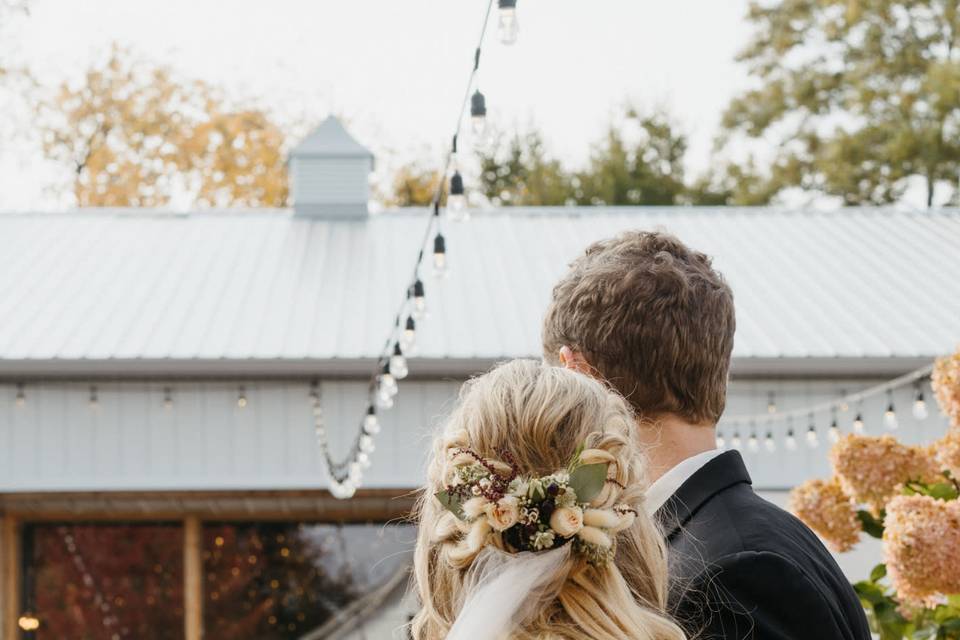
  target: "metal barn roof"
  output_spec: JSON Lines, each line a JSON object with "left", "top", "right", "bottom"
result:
{"left": 0, "top": 207, "right": 958, "bottom": 376}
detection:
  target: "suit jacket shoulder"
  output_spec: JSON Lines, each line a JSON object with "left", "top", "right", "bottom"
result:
{"left": 657, "top": 451, "right": 871, "bottom": 640}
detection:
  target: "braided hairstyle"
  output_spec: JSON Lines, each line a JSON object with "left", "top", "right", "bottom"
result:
{"left": 411, "top": 359, "right": 685, "bottom": 640}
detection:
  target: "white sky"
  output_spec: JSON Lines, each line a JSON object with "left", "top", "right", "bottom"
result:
{"left": 0, "top": 0, "right": 780, "bottom": 210}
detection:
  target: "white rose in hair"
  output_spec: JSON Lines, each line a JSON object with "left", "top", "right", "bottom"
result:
{"left": 577, "top": 525, "right": 612, "bottom": 549}
{"left": 485, "top": 496, "right": 521, "bottom": 531}
{"left": 549, "top": 506, "right": 584, "bottom": 538}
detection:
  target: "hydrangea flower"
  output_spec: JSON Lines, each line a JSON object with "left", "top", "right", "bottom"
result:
{"left": 789, "top": 477, "right": 861, "bottom": 552}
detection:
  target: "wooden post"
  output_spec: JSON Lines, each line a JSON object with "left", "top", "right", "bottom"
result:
{"left": 183, "top": 516, "right": 202, "bottom": 640}
{"left": 1, "top": 515, "right": 20, "bottom": 640}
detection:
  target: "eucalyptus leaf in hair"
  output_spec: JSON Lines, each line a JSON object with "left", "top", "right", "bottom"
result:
{"left": 568, "top": 463, "right": 607, "bottom": 504}
{"left": 436, "top": 490, "right": 465, "bottom": 519}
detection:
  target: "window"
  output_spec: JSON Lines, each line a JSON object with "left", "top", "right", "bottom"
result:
{"left": 25, "top": 523, "right": 184, "bottom": 639}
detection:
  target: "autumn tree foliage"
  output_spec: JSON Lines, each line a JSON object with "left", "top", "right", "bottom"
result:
{"left": 721, "top": 0, "right": 960, "bottom": 207}
{"left": 38, "top": 45, "right": 288, "bottom": 208}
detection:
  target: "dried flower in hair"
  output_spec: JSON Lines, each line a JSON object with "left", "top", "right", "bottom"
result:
{"left": 932, "top": 348, "right": 960, "bottom": 428}
{"left": 830, "top": 434, "right": 941, "bottom": 514}
{"left": 789, "top": 477, "right": 861, "bottom": 552}
{"left": 883, "top": 495, "right": 960, "bottom": 606}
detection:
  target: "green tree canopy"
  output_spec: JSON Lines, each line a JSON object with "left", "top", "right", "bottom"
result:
{"left": 722, "top": 0, "right": 960, "bottom": 206}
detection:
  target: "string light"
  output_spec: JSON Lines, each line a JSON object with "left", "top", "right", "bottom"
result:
{"left": 764, "top": 430, "right": 777, "bottom": 452}
{"left": 828, "top": 408, "right": 840, "bottom": 443}
{"left": 389, "top": 343, "right": 409, "bottom": 380}
{"left": 747, "top": 428, "right": 760, "bottom": 453}
{"left": 806, "top": 414, "right": 819, "bottom": 448}
{"left": 15, "top": 382, "right": 25, "bottom": 407}
{"left": 913, "top": 382, "right": 929, "bottom": 420}
{"left": 767, "top": 391, "right": 777, "bottom": 414}
{"left": 785, "top": 418, "right": 797, "bottom": 451}
{"left": 839, "top": 389, "right": 849, "bottom": 412}
{"left": 88, "top": 385, "right": 99, "bottom": 410}
{"left": 497, "top": 0, "right": 519, "bottom": 44}
{"left": 715, "top": 430, "right": 725, "bottom": 449}
{"left": 411, "top": 279, "right": 426, "bottom": 319}
{"left": 883, "top": 390, "right": 898, "bottom": 430}
{"left": 448, "top": 171, "right": 468, "bottom": 221}
{"left": 359, "top": 434, "right": 376, "bottom": 454}
{"left": 18, "top": 613, "right": 40, "bottom": 631}
{"left": 731, "top": 430, "right": 742, "bottom": 449}
{"left": 433, "top": 232, "right": 447, "bottom": 276}
{"left": 363, "top": 405, "right": 380, "bottom": 435}
{"left": 356, "top": 451, "right": 371, "bottom": 470}
{"left": 237, "top": 386, "right": 248, "bottom": 408}
{"left": 163, "top": 387, "right": 173, "bottom": 409}
{"left": 470, "top": 89, "right": 487, "bottom": 139}
{"left": 402, "top": 316, "right": 416, "bottom": 351}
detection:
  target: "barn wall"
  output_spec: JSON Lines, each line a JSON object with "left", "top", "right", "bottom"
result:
{"left": 0, "top": 377, "right": 949, "bottom": 493}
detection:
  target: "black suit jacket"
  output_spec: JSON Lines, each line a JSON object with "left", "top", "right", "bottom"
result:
{"left": 655, "top": 451, "right": 871, "bottom": 640}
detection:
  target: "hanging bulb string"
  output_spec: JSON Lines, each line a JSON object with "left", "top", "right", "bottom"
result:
{"left": 315, "top": 0, "right": 498, "bottom": 489}
{"left": 721, "top": 362, "right": 933, "bottom": 430}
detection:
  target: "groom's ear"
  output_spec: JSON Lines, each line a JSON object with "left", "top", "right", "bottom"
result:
{"left": 558, "top": 346, "right": 595, "bottom": 377}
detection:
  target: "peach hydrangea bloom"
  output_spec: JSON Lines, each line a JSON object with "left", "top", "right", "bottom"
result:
{"left": 790, "top": 477, "right": 862, "bottom": 552}
{"left": 934, "top": 428, "right": 960, "bottom": 479}
{"left": 830, "top": 434, "right": 941, "bottom": 514}
{"left": 883, "top": 494, "right": 960, "bottom": 606}
{"left": 933, "top": 349, "right": 960, "bottom": 428}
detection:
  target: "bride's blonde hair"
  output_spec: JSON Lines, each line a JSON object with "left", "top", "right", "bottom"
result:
{"left": 411, "top": 359, "right": 685, "bottom": 640}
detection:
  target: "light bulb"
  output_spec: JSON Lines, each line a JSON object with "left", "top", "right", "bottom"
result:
{"left": 731, "top": 432, "right": 742, "bottom": 449}
{"left": 163, "top": 388, "right": 173, "bottom": 409}
{"left": 89, "top": 386, "right": 99, "bottom": 410}
{"left": 764, "top": 432, "right": 777, "bottom": 453}
{"left": 470, "top": 90, "right": 487, "bottom": 140}
{"left": 884, "top": 405, "right": 898, "bottom": 430}
{"left": 448, "top": 171, "right": 468, "bottom": 221}
{"left": 433, "top": 233, "right": 447, "bottom": 277}
{"left": 359, "top": 434, "right": 376, "bottom": 453}
{"left": 767, "top": 392, "right": 776, "bottom": 414}
{"left": 379, "top": 364, "right": 398, "bottom": 397}
{"left": 18, "top": 614, "right": 40, "bottom": 631}
{"left": 363, "top": 407, "right": 380, "bottom": 434}
{"left": 913, "top": 396, "right": 928, "bottom": 420}
{"left": 785, "top": 429, "right": 797, "bottom": 451}
{"left": 852, "top": 413, "right": 865, "bottom": 434}
{"left": 412, "top": 279, "right": 426, "bottom": 319}
{"left": 15, "top": 383, "right": 25, "bottom": 407}
{"left": 357, "top": 452, "right": 371, "bottom": 469}
{"left": 237, "top": 387, "right": 248, "bottom": 408}
{"left": 747, "top": 434, "right": 760, "bottom": 453}
{"left": 497, "top": 0, "right": 518, "bottom": 44}
{"left": 402, "top": 316, "right": 416, "bottom": 351}
{"left": 375, "top": 392, "right": 394, "bottom": 410}
{"left": 348, "top": 463, "right": 363, "bottom": 485}
{"left": 389, "top": 351, "right": 408, "bottom": 384}
{"left": 715, "top": 432, "right": 725, "bottom": 449}
{"left": 806, "top": 426, "right": 819, "bottom": 448}
{"left": 828, "top": 422, "right": 840, "bottom": 443}
{"left": 340, "top": 479, "right": 356, "bottom": 499}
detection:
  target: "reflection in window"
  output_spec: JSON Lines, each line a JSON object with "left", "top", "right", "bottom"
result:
{"left": 27, "top": 523, "right": 184, "bottom": 639}
{"left": 202, "top": 522, "right": 414, "bottom": 640}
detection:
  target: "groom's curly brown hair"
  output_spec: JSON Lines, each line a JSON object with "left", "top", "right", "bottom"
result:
{"left": 542, "top": 230, "right": 735, "bottom": 425}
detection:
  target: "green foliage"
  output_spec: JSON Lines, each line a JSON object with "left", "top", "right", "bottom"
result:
{"left": 435, "top": 489, "right": 465, "bottom": 519}
{"left": 858, "top": 509, "right": 886, "bottom": 539}
{"left": 854, "top": 564, "right": 960, "bottom": 640}
{"left": 567, "top": 463, "right": 607, "bottom": 504}
{"left": 722, "top": 0, "right": 960, "bottom": 206}
{"left": 472, "top": 108, "right": 755, "bottom": 207}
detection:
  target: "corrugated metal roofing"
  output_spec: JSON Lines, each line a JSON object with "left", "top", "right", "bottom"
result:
{"left": 0, "top": 207, "right": 958, "bottom": 373}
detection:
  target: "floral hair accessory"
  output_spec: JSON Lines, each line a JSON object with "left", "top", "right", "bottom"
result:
{"left": 434, "top": 443, "right": 636, "bottom": 566}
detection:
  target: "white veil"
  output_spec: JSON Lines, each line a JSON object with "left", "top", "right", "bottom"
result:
{"left": 447, "top": 544, "right": 571, "bottom": 640}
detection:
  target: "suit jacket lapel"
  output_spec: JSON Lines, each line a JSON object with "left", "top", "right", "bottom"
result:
{"left": 654, "top": 450, "right": 753, "bottom": 541}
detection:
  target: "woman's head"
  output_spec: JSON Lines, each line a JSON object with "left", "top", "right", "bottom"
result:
{"left": 412, "top": 360, "right": 684, "bottom": 640}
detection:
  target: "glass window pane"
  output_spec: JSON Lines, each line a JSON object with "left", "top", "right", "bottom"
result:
{"left": 203, "top": 522, "right": 414, "bottom": 640}
{"left": 26, "top": 523, "right": 184, "bottom": 639}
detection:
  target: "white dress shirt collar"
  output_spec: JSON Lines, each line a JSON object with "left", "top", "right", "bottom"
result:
{"left": 644, "top": 448, "right": 725, "bottom": 516}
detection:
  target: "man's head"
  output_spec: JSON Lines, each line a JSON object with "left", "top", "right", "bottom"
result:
{"left": 542, "top": 230, "right": 735, "bottom": 426}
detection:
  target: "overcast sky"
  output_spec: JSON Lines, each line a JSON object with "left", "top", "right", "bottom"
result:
{"left": 1, "top": 0, "right": 759, "bottom": 210}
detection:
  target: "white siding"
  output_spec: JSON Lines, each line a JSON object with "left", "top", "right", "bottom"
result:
{"left": 0, "top": 378, "right": 950, "bottom": 493}
{"left": 292, "top": 158, "right": 371, "bottom": 205}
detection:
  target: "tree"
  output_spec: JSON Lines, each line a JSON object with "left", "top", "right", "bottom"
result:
{"left": 722, "top": 0, "right": 960, "bottom": 207}
{"left": 575, "top": 108, "right": 688, "bottom": 206}
{"left": 385, "top": 163, "right": 442, "bottom": 207}
{"left": 477, "top": 128, "right": 574, "bottom": 206}
{"left": 38, "top": 45, "right": 288, "bottom": 208}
